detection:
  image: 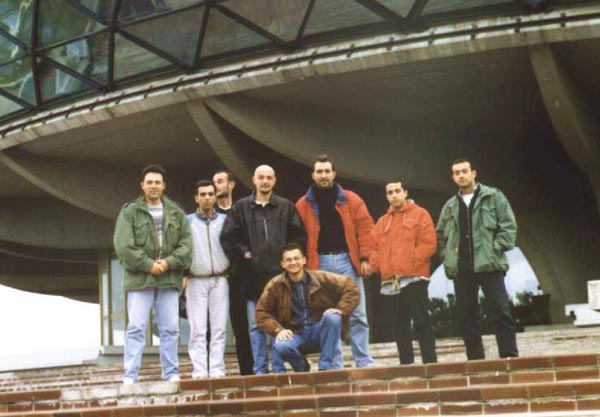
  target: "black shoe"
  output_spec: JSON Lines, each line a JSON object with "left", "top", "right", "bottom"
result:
{"left": 302, "top": 357, "right": 311, "bottom": 372}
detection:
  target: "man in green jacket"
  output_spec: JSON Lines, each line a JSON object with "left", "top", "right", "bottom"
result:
{"left": 114, "top": 165, "right": 192, "bottom": 384}
{"left": 436, "top": 159, "right": 518, "bottom": 360}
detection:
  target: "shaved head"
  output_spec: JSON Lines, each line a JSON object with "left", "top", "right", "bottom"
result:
{"left": 254, "top": 165, "right": 275, "bottom": 177}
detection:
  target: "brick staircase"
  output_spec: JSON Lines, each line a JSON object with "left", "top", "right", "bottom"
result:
{"left": 1, "top": 327, "right": 600, "bottom": 417}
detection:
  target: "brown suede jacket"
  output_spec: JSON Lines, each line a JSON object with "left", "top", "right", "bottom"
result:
{"left": 255, "top": 269, "right": 359, "bottom": 336}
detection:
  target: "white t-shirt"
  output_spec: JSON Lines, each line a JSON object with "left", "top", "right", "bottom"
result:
{"left": 147, "top": 202, "right": 164, "bottom": 257}
{"left": 461, "top": 192, "right": 475, "bottom": 207}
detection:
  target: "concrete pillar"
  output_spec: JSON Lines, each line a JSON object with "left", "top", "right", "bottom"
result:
{"left": 185, "top": 100, "right": 254, "bottom": 189}
{"left": 529, "top": 44, "right": 600, "bottom": 215}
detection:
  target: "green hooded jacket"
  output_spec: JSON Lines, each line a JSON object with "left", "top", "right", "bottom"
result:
{"left": 436, "top": 183, "right": 517, "bottom": 278}
{"left": 113, "top": 195, "right": 192, "bottom": 291}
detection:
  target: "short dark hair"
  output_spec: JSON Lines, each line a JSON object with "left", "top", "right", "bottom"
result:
{"left": 385, "top": 179, "right": 405, "bottom": 189}
{"left": 451, "top": 159, "right": 474, "bottom": 171}
{"left": 313, "top": 154, "right": 336, "bottom": 172}
{"left": 214, "top": 170, "right": 236, "bottom": 183}
{"left": 280, "top": 242, "right": 305, "bottom": 260}
{"left": 195, "top": 179, "right": 216, "bottom": 194}
{"left": 141, "top": 164, "right": 166, "bottom": 182}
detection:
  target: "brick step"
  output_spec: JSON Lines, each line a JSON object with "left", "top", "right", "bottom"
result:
{"left": 1, "top": 354, "right": 599, "bottom": 412}
{"left": 2, "top": 326, "right": 600, "bottom": 393}
{"left": 2, "top": 378, "right": 600, "bottom": 417}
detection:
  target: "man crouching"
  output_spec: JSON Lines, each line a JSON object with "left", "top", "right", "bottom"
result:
{"left": 255, "top": 242, "right": 359, "bottom": 372}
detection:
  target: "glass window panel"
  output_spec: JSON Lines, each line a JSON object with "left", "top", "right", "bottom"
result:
{"left": 122, "top": 7, "right": 204, "bottom": 66}
{"left": 222, "top": 0, "right": 311, "bottom": 41}
{"left": 375, "top": 0, "right": 415, "bottom": 17}
{"left": 74, "top": 0, "right": 117, "bottom": 23}
{"left": 43, "top": 32, "right": 109, "bottom": 84}
{"left": 0, "top": 92, "right": 24, "bottom": 118}
{"left": 201, "top": 8, "right": 271, "bottom": 59}
{"left": 0, "top": 58, "right": 35, "bottom": 105}
{"left": 0, "top": 0, "right": 33, "bottom": 47}
{"left": 114, "top": 33, "right": 172, "bottom": 80}
{"left": 423, "top": 0, "right": 513, "bottom": 15}
{"left": 0, "top": 34, "right": 24, "bottom": 65}
{"left": 303, "top": 0, "right": 384, "bottom": 36}
{"left": 38, "top": 0, "right": 106, "bottom": 47}
{"left": 38, "top": 60, "right": 96, "bottom": 102}
{"left": 118, "top": 0, "right": 202, "bottom": 23}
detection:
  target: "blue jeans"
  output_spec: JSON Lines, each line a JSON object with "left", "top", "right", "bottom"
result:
{"left": 319, "top": 253, "right": 374, "bottom": 368}
{"left": 123, "top": 288, "right": 180, "bottom": 381}
{"left": 272, "top": 313, "right": 343, "bottom": 373}
{"left": 247, "top": 300, "right": 282, "bottom": 374}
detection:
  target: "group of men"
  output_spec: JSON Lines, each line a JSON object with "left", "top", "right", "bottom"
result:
{"left": 114, "top": 156, "right": 519, "bottom": 383}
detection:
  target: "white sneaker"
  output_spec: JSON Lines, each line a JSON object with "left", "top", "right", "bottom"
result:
{"left": 122, "top": 377, "right": 135, "bottom": 385}
{"left": 167, "top": 375, "right": 181, "bottom": 382}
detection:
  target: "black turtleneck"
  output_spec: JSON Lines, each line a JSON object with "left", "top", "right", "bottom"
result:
{"left": 314, "top": 186, "right": 348, "bottom": 253}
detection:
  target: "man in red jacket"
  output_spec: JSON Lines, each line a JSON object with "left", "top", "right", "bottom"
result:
{"left": 370, "top": 180, "right": 438, "bottom": 364}
{"left": 296, "top": 154, "right": 375, "bottom": 368}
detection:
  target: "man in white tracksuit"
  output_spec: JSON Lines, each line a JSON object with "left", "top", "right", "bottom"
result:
{"left": 186, "top": 179, "right": 230, "bottom": 378}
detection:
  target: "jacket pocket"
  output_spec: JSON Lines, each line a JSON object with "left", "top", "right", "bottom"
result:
{"left": 134, "top": 219, "right": 150, "bottom": 246}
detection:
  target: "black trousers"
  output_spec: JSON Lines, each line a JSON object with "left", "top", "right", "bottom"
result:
{"left": 454, "top": 270, "right": 519, "bottom": 360}
{"left": 391, "top": 280, "right": 437, "bottom": 365}
{"left": 229, "top": 274, "right": 254, "bottom": 375}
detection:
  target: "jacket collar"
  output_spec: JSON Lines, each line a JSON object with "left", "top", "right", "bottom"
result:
{"left": 249, "top": 191, "right": 278, "bottom": 208}
{"left": 276, "top": 269, "right": 321, "bottom": 293}
{"left": 386, "top": 199, "right": 415, "bottom": 215}
{"left": 305, "top": 183, "right": 347, "bottom": 205}
{"left": 135, "top": 194, "right": 176, "bottom": 212}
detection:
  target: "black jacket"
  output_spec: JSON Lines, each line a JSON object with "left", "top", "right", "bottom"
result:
{"left": 220, "top": 192, "right": 306, "bottom": 300}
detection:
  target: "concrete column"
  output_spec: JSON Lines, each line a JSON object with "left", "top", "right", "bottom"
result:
{"left": 529, "top": 44, "right": 600, "bottom": 215}
{"left": 185, "top": 100, "right": 254, "bottom": 189}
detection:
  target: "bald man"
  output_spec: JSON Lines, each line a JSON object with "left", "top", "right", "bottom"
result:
{"left": 221, "top": 165, "right": 305, "bottom": 374}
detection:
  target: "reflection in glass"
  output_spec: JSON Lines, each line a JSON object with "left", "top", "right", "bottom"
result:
{"left": 44, "top": 32, "right": 110, "bottom": 84}
{"left": 74, "top": 0, "right": 117, "bottom": 23}
{"left": 376, "top": 0, "right": 415, "bottom": 17}
{"left": 0, "top": 58, "right": 35, "bottom": 104}
{"left": 223, "top": 0, "right": 311, "bottom": 41}
{"left": 38, "top": 60, "right": 95, "bottom": 102}
{"left": 0, "top": 93, "right": 23, "bottom": 118}
{"left": 122, "top": 7, "right": 205, "bottom": 66}
{"left": 424, "top": 0, "right": 513, "bottom": 15}
{"left": 114, "top": 33, "right": 172, "bottom": 80}
{"left": 38, "top": 0, "right": 105, "bottom": 47}
{"left": 201, "top": 8, "right": 271, "bottom": 59}
{"left": 0, "top": 35, "right": 24, "bottom": 66}
{"left": 0, "top": 0, "right": 33, "bottom": 47}
{"left": 303, "top": 0, "right": 383, "bottom": 36}
{"left": 118, "top": 0, "right": 202, "bottom": 23}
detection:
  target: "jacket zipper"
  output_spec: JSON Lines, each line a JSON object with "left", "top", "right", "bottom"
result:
{"left": 262, "top": 210, "right": 269, "bottom": 247}
{"left": 206, "top": 219, "right": 215, "bottom": 275}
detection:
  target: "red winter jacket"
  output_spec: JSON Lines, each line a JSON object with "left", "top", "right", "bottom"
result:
{"left": 370, "top": 200, "right": 437, "bottom": 280}
{"left": 296, "top": 184, "right": 374, "bottom": 273}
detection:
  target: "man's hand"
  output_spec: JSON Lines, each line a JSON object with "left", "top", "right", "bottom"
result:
{"left": 150, "top": 261, "right": 165, "bottom": 276}
{"left": 323, "top": 308, "right": 342, "bottom": 316}
{"left": 360, "top": 261, "right": 372, "bottom": 277}
{"left": 276, "top": 329, "right": 293, "bottom": 341}
{"left": 244, "top": 251, "right": 252, "bottom": 260}
{"left": 156, "top": 259, "right": 170, "bottom": 271}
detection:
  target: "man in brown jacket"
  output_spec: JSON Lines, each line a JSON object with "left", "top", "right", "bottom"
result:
{"left": 256, "top": 242, "right": 359, "bottom": 373}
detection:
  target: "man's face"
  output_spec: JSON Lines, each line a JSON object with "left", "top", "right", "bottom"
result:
{"left": 194, "top": 185, "right": 216, "bottom": 211}
{"left": 385, "top": 182, "right": 408, "bottom": 210}
{"left": 312, "top": 161, "right": 336, "bottom": 188}
{"left": 213, "top": 172, "right": 234, "bottom": 199}
{"left": 451, "top": 162, "right": 477, "bottom": 190}
{"left": 141, "top": 172, "right": 166, "bottom": 203}
{"left": 280, "top": 248, "right": 307, "bottom": 276}
{"left": 253, "top": 167, "right": 276, "bottom": 195}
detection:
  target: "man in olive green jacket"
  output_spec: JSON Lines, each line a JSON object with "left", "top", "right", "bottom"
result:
{"left": 436, "top": 159, "right": 518, "bottom": 360}
{"left": 114, "top": 165, "right": 192, "bottom": 384}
